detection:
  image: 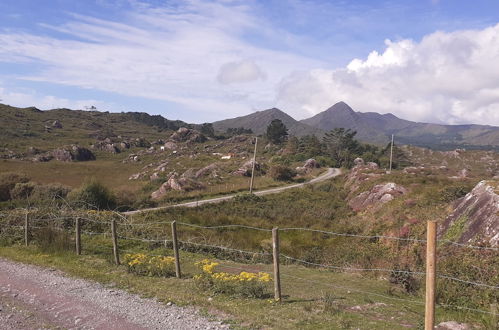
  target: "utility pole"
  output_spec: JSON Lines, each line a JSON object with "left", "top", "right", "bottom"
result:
{"left": 249, "top": 137, "right": 258, "bottom": 193}
{"left": 388, "top": 134, "right": 394, "bottom": 173}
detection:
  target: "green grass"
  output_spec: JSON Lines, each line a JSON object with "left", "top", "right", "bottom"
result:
{"left": 0, "top": 241, "right": 490, "bottom": 329}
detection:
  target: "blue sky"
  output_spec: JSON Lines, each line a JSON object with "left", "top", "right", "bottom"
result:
{"left": 1, "top": 0, "right": 499, "bottom": 125}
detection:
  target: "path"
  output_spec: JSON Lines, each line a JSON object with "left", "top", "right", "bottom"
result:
{"left": 0, "top": 258, "right": 227, "bottom": 330}
{"left": 124, "top": 168, "right": 341, "bottom": 215}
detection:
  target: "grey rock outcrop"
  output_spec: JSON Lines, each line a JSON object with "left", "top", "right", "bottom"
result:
{"left": 439, "top": 180, "right": 499, "bottom": 247}
{"left": 51, "top": 146, "right": 95, "bottom": 162}
{"left": 169, "top": 128, "right": 206, "bottom": 143}
{"left": 349, "top": 182, "right": 407, "bottom": 212}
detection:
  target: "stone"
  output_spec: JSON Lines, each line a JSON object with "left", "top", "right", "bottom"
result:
{"left": 348, "top": 182, "right": 407, "bottom": 212}
{"left": 52, "top": 120, "right": 63, "bottom": 128}
{"left": 354, "top": 157, "right": 364, "bottom": 166}
{"left": 169, "top": 127, "right": 206, "bottom": 143}
{"left": 436, "top": 321, "right": 471, "bottom": 330}
{"left": 233, "top": 160, "right": 260, "bottom": 176}
{"left": 164, "top": 142, "right": 177, "bottom": 150}
{"left": 195, "top": 163, "right": 219, "bottom": 178}
{"left": 303, "top": 158, "right": 320, "bottom": 169}
{"left": 439, "top": 180, "right": 499, "bottom": 247}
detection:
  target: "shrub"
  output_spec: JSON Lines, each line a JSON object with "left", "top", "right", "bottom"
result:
{"left": 123, "top": 253, "right": 176, "bottom": 277}
{"left": 0, "top": 172, "right": 29, "bottom": 201}
{"left": 10, "top": 182, "right": 36, "bottom": 199}
{"left": 69, "top": 180, "right": 116, "bottom": 210}
{"left": 233, "top": 193, "right": 266, "bottom": 203}
{"left": 194, "top": 259, "right": 272, "bottom": 298}
{"left": 268, "top": 165, "right": 296, "bottom": 181}
{"left": 31, "top": 183, "right": 72, "bottom": 201}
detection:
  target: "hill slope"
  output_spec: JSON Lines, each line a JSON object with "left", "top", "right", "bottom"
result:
{"left": 301, "top": 102, "right": 499, "bottom": 149}
{"left": 212, "top": 108, "right": 322, "bottom": 137}
{"left": 0, "top": 103, "right": 189, "bottom": 152}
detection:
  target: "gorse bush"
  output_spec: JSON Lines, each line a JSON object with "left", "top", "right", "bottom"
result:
{"left": 269, "top": 165, "right": 296, "bottom": 181}
{"left": 194, "top": 259, "right": 272, "bottom": 298}
{"left": 69, "top": 180, "right": 116, "bottom": 210}
{"left": 0, "top": 172, "right": 29, "bottom": 201}
{"left": 123, "top": 253, "right": 176, "bottom": 277}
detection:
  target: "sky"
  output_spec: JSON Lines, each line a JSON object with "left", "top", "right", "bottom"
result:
{"left": 1, "top": 0, "right": 499, "bottom": 125}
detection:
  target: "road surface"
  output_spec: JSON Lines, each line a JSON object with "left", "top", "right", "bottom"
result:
{"left": 0, "top": 258, "right": 226, "bottom": 329}
{"left": 124, "top": 168, "right": 341, "bottom": 215}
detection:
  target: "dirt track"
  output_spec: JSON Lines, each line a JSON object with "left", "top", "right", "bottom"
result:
{"left": 124, "top": 168, "right": 341, "bottom": 215}
{"left": 0, "top": 258, "right": 226, "bottom": 329}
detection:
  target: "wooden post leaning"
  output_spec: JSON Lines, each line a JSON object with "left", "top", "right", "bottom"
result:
{"left": 24, "top": 211, "right": 30, "bottom": 246}
{"left": 272, "top": 227, "right": 282, "bottom": 302}
{"left": 111, "top": 219, "right": 120, "bottom": 265}
{"left": 171, "top": 221, "right": 181, "bottom": 278}
{"left": 75, "top": 217, "right": 81, "bottom": 255}
{"left": 425, "top": 221, "right": 437, "bottom": 330}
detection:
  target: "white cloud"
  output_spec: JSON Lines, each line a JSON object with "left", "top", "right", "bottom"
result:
{"left": 0, "top": 1, "right": 322, "bottom": 121}
{"left": 277, "top": 24, "right": 499, "bottom": 125}
{"left": 0, "top": 86, "right": 114, "bottom": 112}
{"left": 217, "top": 59, "right": 266, "bottom": 84}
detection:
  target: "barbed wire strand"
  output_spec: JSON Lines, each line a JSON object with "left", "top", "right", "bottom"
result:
{"left": 176, "top": 222, "right": 272, "bottom": 232}
{"left": 280, "top": 227, "right": 426, "bottom": 243}
{"left": 281, "top": 254, "right": 425, "bottom": 276}
{"left": 281, "top": 254, "right": 499, "bottom": 290}
{"left": 177, "top": 240, "right": 271, "bottom": 256}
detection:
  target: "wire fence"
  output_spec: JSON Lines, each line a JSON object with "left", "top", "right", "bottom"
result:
{"left": 0, "top": 213, "right": 498, "bottom": 322}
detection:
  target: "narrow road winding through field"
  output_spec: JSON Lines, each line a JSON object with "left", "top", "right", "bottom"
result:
{"left": 0, "top": 258, "right": 227, "bottom": 330}
{"left": 125, "top": 168, "right": 341, "bottom": 215}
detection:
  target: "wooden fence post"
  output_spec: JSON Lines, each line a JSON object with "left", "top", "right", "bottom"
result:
{"left": 24, "top": 212, "right": 30, "bottom": 246}
{"left": 425, "top": 221, "right": 437, "bottom": 330}
{"left": 272, "top": 227, "right": 282, "bottom": 302}
{"left": 111, "top": 219, "right": 120, "bottom": 265}
{"left": 171, "top": 221, "right": 181, "bottom": 278}
{"left": 75, "top": 217, "right": 81, "bottom": 255}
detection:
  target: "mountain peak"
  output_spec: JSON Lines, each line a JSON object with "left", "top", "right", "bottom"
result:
{"left": 326, "top": 101, "right": 355, "bottom": 114}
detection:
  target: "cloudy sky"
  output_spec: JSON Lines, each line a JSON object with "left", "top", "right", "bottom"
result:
{"left": 1, "top": 0, "right": 499, "bottom": 125}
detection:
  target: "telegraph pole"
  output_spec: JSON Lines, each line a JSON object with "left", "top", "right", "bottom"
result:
{"left": 388, "top": 134, "right": 394, "bottom": 173}
{"left": 249, "top": 137, "right": 258, "bottom": 193}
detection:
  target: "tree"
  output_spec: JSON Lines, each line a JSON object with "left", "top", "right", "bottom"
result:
{"left": 266, "top": 119, "right": 288, "bottom": 144}
{"left": 323, "top": 128, "right": 360, "bottom": 167}
{"left": 199, "top": 123, "right": 215, "bottom": 137}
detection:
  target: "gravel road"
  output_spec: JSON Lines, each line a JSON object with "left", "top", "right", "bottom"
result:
{"left": 0, "top": 258, "right": 228, "bottom": 329}
{"left": 125, "top": 168, "right": 341, "bottom": 215}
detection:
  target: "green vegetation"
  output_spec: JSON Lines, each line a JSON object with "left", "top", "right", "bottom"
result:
{"left": 266, "top": 119, "right": 289, "bottom": 144}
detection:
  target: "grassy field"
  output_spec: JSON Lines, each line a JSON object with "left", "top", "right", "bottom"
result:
{"left": 0, "top": 239, "right": 491, "bottom": 330}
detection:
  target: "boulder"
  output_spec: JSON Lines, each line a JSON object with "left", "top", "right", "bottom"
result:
{"left": 120, "top": 141, "right": 130, "bottom": 149}
{"left": 348, "top": 182, "right": 407, "bottom": 212}
{"left": 438, "top": 180, "right": 499, "bottom": 247}
{"left": 92, "top": 141, "right": 120, "bottom": 153}
{"left": 163, "top": 142, "right": 177, "bottom": 150}
{"left": 233, "top": 160, "right": 260, "bottom": 176}
{"left": 436, "top": 321, "right": 471, "bottom": 330}
{"left": 195, "top": 163, "right": 219, "bottom": 178}
{"left": 304, "top": 158, "right": 320, "bottom": 169}
{"left": 150, "top": 174, "right": 204, "bottom": 199}
{"left": 354, "top": 157, "right": 364, "bottom": 166}
{"left": 51, "top": 120, "right": 62, "bottom": 128}
{"left": 169, "top": 127, "right": 206, "bottom": 143}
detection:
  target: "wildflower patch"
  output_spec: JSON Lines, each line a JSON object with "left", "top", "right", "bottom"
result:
{"left": 194, "top": 259, "right": 272, "bottom": 298}
{"left": 123, "top": 253, "right": 176, "bottom": 277}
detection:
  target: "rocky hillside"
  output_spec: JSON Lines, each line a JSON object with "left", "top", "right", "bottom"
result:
{"left": 212, "top": 108, "right": 321, "bottom": 137}
{"left": 439, "top": 180, "right": 499, "bottom": 247}
{"left": 301, "top": 102, "right": 499, "bottom": 149}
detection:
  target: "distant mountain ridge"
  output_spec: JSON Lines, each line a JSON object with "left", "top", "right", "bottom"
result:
{"left": 213, "top": 102, "right": 499, "bottom": 149}
{"left": 301, "top": 102, "right": 499, "bottom": 149}
{"left": 212, "top": 108, "right": 322, "bottom": 137}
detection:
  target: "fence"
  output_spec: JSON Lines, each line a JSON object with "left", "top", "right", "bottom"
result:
{"left": 1, "top": 213, "right": 498, "bottom": 329}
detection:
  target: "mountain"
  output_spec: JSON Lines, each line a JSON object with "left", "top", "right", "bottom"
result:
{"left": 301, "top": 102, "right": 499, "bottom": 149}
{"left": 212, "top": 108, "right": 322, "bottom": 137}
